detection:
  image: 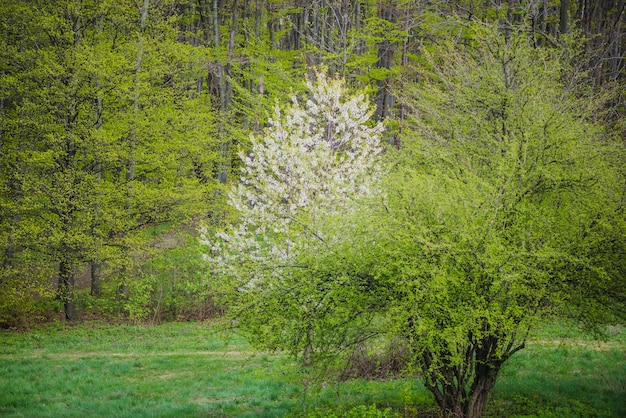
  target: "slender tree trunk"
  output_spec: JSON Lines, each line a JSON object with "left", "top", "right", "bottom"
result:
{"left": 228, "top": 0, "right": 239, "bottom": 59}
{"left": 129, "top": 0, "right": 149, "bottom": 191}
{"left": 428, "top": 368, "right": 497, "bottom": 418}
{"left": 505, "top": 0, "right": 515, "bottom": 44}
{"left": 90, "top": 261, "right": 102, "bottom": 297}
{"left": 424, "top": 333, "right": 525, "bottom": 418}
{"left": 397, "top": 5, "right": 413, "bottom": 134}
{"left": 374, "top": 2, "right": 396, "bottom": 122}
{"left": 1, "top": 93, "right": 18, "bottom": 271}
{"left": 560, "top": 0, "right": 570, "bottom": 34}
{"left": 58, "top": 260, "right": 76, "bottom": 321}
{"left": 91, "top": 17, "right": 104, "bottom": 294}
{"left": 269, "top": 1, "right": 275, "bottom": 47}
{"left": 611, "top": 0, "right": 625, "bottom": 79}
{"left": 535, "top": 1, "right": 547, "bottom": 46}
{"left": 214, "top": 0, "right": 237, "bottom": 184}
{"left": 117, "top": 0, "right": 150, "bottom": 302}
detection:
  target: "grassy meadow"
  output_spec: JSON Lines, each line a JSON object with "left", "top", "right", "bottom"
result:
{"left": 0, "top": 321, "right": 624, "bottom": 417}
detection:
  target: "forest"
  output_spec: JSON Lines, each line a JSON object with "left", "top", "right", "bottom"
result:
{"left": 1, "top": 1, "right": 625, "bottom": 417}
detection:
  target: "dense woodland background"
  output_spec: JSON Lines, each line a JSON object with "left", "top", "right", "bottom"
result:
{"left": 1, "top": 0, "right": 625, "bottom": 327}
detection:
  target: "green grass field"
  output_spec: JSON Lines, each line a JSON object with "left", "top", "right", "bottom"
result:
{"left": 0, "top": 321, "right": 624, "bottom": 417}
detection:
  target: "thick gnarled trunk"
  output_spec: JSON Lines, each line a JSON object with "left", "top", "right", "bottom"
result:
{"left": 423, "top": 335, "right": 524, "bottom": 417}
{"left": 427, "top": 366, "right": 498, "bottom": 418}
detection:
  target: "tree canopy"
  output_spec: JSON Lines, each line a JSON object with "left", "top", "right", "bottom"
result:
{"left": 382, "top": 24, "right": 625, "bottom": 417}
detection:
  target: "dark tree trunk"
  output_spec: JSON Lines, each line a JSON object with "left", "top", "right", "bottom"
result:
{"left": 374, "top": 1, "right": 396, "bottom": 122}
{"left": 560, "top": 0, "right": 570, "bottom": 34}
{"left": 212, "top": 0, "right": 219, "bottom": 47}
{"left": 424, "top": 335, "right": 525, "bottom": 417}
{"left": 463, "top": 343, "right": 501, "bottom": 418}
{"left": 58, "top": 260, "right": 76, "bottom": 321}
{"left": 612, "top": 0, "right": 625, "bottom": 78}
{"left": 90, "top": 262, "right": 102, "bottom": 297}
{"left": 426, "top": 364, "right": 498, "bottom": 418}
{"left": 464, "top": 373, "right": 497, "bottom": 418}
{"left": 534, "top": 1, "right": 547, "bottom": 46}
{"left": 505, "top": 0, "right": 514, "bottom": 44}
{"left": 228, "top": 0, "right": 239, "bottom": 59}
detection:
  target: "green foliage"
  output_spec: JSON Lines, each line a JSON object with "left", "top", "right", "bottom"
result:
{"left": 137, "top": 231, "right": 222, "bottom": 322}
{"left": 489, "top": 322, "right": 626, "bottom": 417}
{"left": 207, "top": 20, "right": 624, "bottom": 417}
{"left": 378, "top": 22, "right": 625, "bottom": 415}
{"left": 206, "top": 73, "right": 385, "bottom": 370}
{"left": 0, "top": 0, "right": 227, "bottom": 324}
{"left": 0, "top": 247, "right": 58, "bottom": 328}
{"left": 71, "top": 226, "right": 223, "bottom": 323}
{"left": 2, "top": 0, "right": 621, "bottom": 330}
{"left": 308, "top": 404, "right": 399, "bottom": 418}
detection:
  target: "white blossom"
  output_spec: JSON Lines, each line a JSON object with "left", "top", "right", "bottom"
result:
{"left": 202, "top": 71, "right": 384, "bottom": 284}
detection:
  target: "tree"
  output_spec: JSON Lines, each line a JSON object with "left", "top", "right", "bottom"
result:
{"left": 380, "top": 23, "right": 625, "bottom": 417}
{"left": 204, "top": 71, "right": 384, "bottom": 362}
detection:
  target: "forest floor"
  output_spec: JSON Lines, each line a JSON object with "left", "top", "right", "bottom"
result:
{"left": 0, "top": 320, "right": 624, "bottom": 417}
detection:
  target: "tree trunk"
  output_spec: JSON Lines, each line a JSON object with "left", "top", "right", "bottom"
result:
{"left": 535, "top": 1, "right": 547, "bottom": 46}
{"left": 424, "top": 332, "right": 525, "bottom": 418}
{"left": 611, "top": 0, "right": 625, "bottom": 79}
{"left": 463, "top": 368, "right": 499, "bottom": 418}
{"left": 560, "top": 0, "right": 570, "bottom": 34}
{"left": 90, "top": 262, "right": 102, "bottom": 297}
{"left": 428, "top": 369, "right": 497, "bottom": 418}
{"left": 58, "top": 260, "right": 76, "bottom": 321}
{"left": 228, "top": 0, "right": 239, "bottom": 59}
{"left": 505, "top": 0, "right": 514, "bottom": 44}
{"left": 374, "top": 1, "right": 396, "bottom": 122}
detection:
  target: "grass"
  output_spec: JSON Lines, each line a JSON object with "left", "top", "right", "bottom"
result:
{"left": 488, "top": 321, "right": 626, "bottom": 418}
{"left": 0, "top": 321, "right": 624, "bottom": 417}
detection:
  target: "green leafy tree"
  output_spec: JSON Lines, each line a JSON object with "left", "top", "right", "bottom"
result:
{"left": 0, "top": 0, "right": 222, "bottom": 324}
{"left": 207, "top": 24, "right": 624, "bottom": 418}
{"left": 378, "top": 24, "right": 625, "bottom": 417}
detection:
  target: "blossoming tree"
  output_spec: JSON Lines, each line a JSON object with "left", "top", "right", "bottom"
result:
{"left": 203, "top": 72, "right": 385, "bottom": 360}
